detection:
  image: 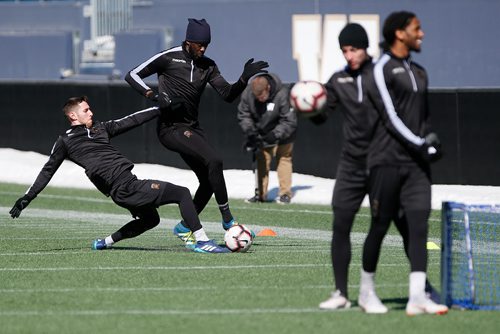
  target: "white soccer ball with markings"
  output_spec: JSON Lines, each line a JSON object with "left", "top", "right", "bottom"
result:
{"left": 290, "top": 80, "right": 327, "bottom": 117}
{"left": 224, "top": 224, "right": 253, "bottom": 252}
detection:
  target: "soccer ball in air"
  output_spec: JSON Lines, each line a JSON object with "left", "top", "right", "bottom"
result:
{"left": 224, "top": 224, "right": 253, "bottom": 252}
{"left": 290, "top": 80, "right": 327, "bottom": 117}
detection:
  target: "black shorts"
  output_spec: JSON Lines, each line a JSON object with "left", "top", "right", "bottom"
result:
{"left": 368, "top": 165, "right": 431, "bottom": 218}
{"left": 110, "top": 175, "right": 168, "bottom": 211}
{"left": 157, "top": 123, "right": 221, "bottom": 166}
{"left": 332, "top": 159, "right": 369, "bottom": 210}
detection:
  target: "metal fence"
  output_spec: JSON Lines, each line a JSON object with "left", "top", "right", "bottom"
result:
{"left": 90, "top": 0, "right": 132, "bottom": 39}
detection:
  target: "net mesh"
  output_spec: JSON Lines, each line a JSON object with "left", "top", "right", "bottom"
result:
{"left": 442, "top": 202, "right": 499, "bottom": 310}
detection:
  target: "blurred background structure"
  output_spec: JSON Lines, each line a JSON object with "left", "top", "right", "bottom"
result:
{"left": 1, "top": 0, "right": 499, "bottom": 186}
{"left": 0, "top": 0, "right": 499, "bottom": 87}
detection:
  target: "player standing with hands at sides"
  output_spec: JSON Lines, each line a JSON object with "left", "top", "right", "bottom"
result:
{"left": 237, "top": 73, "right": 297, "bottom": 204}
{"left": 316, "top": 23, "right": 388, "bottom": 313}
{"left": 363, "top": 11, "right": 448, "bottom": 315}
{"left": 9, "top": 96, "right": 229, "bottom": 253}
{"left": 317, "top": 23, "right": 437, "bottom": 313}
{"left": 125, "top": 18, "right": 268, "bottom": 245}
{"left": 315, "top": 23, "right": 396, "bottom": 313}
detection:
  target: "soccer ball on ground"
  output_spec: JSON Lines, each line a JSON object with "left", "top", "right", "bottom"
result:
{"left": 290, "top": 80, "right": 327, "bottom": 117}
{"left": 224, "top": 224, "right": 253, "bottom": 252}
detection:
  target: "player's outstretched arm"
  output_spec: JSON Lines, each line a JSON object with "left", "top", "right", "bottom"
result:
{"left": 105, "top": 106, "right": 160, "bottom": 137}
{"left": 9, "top": 138, "right": 67, "bottom": 218}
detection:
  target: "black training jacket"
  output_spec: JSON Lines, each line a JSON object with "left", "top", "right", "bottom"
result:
{"left": 365, "top": 52, "right": 431, "bottom": 168}
{"left": 24, "top": 107, "right": 160, "bottom": 200}
{"left": 324, "top": 57, "right": 377, "bottom": 165}
{"left": 125, "top": 44, "right": 246, "bottom": 125}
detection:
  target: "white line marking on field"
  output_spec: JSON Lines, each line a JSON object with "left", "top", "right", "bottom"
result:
{"left": 0, "top": 251, "right": 88, "bottom": 257}
{"left": 0, "top": 307, "right": 357, "bottom": 317}
{"left": 0, "top": 283, "right": 410, "bottom": 294}
{"left": 0, "top": 201, "right": 440, "bottom": 223}
{"left": 0, "top": 206, "right": 442, "bottom": 247}
{"left": 0, "top": 191, "right": 111, "bottom": 204}
{"left": 0, "top": 264, "right": 328, "bottom": 272}
{"left": 0, "top": 262, "right": 411, "bottom": 272}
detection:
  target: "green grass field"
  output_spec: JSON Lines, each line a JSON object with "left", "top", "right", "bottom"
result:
{"left": 0, "top": 182, "right": 497, "bottom": 333}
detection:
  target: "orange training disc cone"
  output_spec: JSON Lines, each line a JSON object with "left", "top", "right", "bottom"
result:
{"left": 256, "top": 229, "right": 277, "bottom": 237}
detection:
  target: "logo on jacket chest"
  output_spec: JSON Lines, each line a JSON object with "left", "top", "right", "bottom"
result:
{"left": 337, "top": 77, "right": 354, "bottom": 84}
{"left": 172, "top": 58, "right": 187, "bottom": 64}
{"left": 392, "top": 67, "right": 406, "bottom": 75}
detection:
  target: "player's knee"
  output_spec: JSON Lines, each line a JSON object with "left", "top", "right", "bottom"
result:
{"left": 177, "top": 186, "right": 192, "bottom": 202}
{"left": 139, "top": 209, "right": 160, "bottom": 228}
{"left": 406, "top": 210, "right": 429, "bottom": 239}
{"left": 333, "top": 208, "right": 357, "bottom": 235}
{"left": 410, "top": 223, "right": 428, "bottom": 241}
{"left": 207, "top": 157, "right": 223, "bottom": 174}
{"left": 333, "top": 223, "right": 351, "bottom": 236}
{"left": 369, "top": 216, "right": 392, "bottom": 236}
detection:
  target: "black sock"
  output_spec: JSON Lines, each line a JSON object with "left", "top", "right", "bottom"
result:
{"left": 219, "top": 202, "right": 233, "bottom": 222}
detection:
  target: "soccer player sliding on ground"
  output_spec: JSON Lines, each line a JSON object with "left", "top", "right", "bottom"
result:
{"left": 9, "top": 96, "right": 230, "bottom": 253}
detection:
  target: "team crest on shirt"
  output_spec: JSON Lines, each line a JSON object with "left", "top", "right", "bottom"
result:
{"left": 183, "top": 130, "right": 192, "bottom": 138}
{"left": 151, "top": 183, "right": 160, "bottom": 190}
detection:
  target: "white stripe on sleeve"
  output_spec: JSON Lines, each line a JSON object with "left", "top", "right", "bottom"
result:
{"left": 129, "top": 46, "right": 182, "bottom": 91}
{"left": 373, "top": 54, "right": 425, "bottom": 146}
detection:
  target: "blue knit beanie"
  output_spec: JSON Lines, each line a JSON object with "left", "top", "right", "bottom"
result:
{"left": 185, "top": 18, "right": 211, "bottom": 44}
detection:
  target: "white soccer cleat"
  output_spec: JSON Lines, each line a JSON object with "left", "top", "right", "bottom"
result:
{"left": 358, "top": 290, "right": 388, "bottom": 314}
{"left": 319, "top": 290, "right": 351, "bottom": 310}
{"left": 406, "top": 295, "right": 448, "bottom": 316}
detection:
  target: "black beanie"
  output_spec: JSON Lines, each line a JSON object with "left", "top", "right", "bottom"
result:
{"left": 185, "top": 18, "right": 211, "bottom": 44}
{"left": 338, "top": 23, "right": 369, "bottom": 49}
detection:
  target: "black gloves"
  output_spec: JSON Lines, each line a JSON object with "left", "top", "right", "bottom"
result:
{"left": 245, "top": 133, "right": 262, "bottom": 151}
{"left": 241, "top": 58, "right": 269, "bottom": 82}
{"left": 245, "top": 131, "right": 278, "bottom": 151}
{"left": 145, "top": 89, "right": 158, "bottom": 102}
{"left": 421, "top": 132, "right": 442, "bottom": 162}
{"left": 158, "top": 91, "right": 185, "bottom": 111}
{"left": 262, "top": 132, "right": 277, "bottom": 145}
{"left": 10, "top": 195, "right": 31, "bottom": 219}
{"left": 145, "top": 90, "right": 184, "bottom": 111}
{"left": 158, "top": 91, "right": 171, "bottom": 109}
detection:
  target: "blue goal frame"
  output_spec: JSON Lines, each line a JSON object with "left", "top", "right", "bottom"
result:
{"left": 441, "top": 201, "right": 499, "bottom": 310}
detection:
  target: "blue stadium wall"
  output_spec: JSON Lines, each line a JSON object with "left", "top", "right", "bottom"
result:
{"left": 1, "top": 1, "right": 499, "bottom": 186}
{"left": 1, "top": 81, "right": 499, "bottom": 186}
{"left": 0, "top": 0, "right": 499, "bottom": 87}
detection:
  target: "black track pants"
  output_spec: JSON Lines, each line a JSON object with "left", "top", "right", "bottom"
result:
{"left": 158, "top": 123, "right": 229, "bottom": 214}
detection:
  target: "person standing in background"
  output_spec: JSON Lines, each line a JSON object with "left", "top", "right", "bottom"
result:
{"left": 237, "top": 73, "right": 296, "bottom": 204}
